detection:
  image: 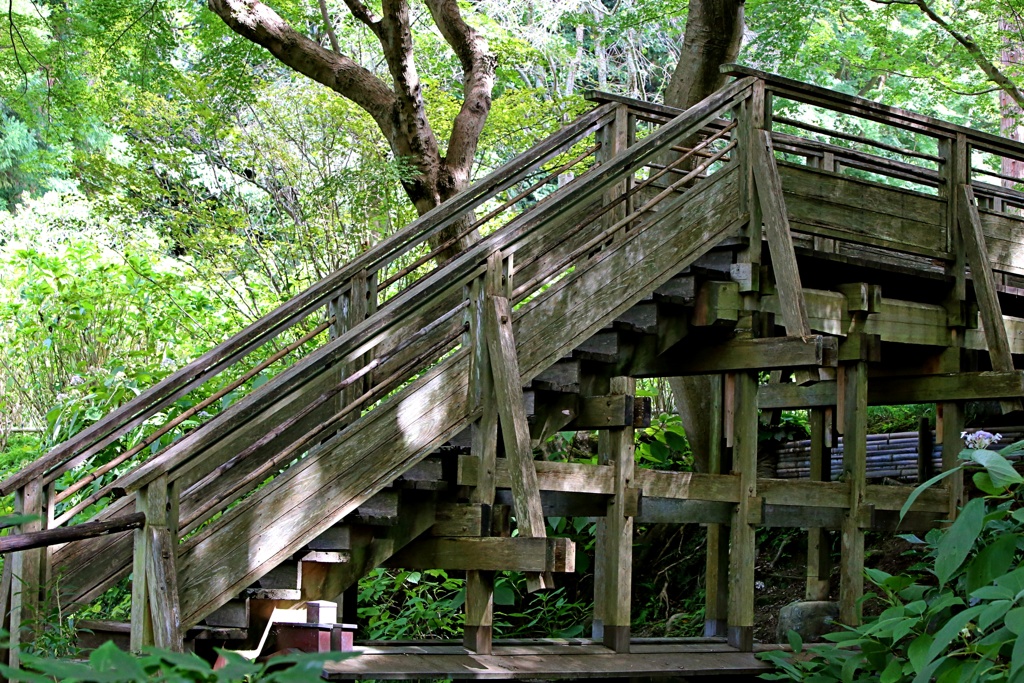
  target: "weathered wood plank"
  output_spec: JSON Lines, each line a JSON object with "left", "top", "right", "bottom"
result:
{"left": 384, "top": 538, "right": 575, "bottom": 573}
{"left": 631, "top": 335, "right": 837, "bottom": 377}
{"left": 9, "top": 480, "right": 43, "bottom": 668}
{"left": 780, "top": 166, "right": 947, "bottom": 258}
{"left": 758, "top": 371, "right": 1024, "bottom": 409}
{"left": 958, "top": 185, "right": 1015, "bottom": 375}
{"left": 753, "top": 131, "right": 811, "bottom": 340}
{"left": 840, "top": 362, "right": 867, "bottom": 626}
{"left": 486, "top": 290, "right": 548, "bottom": 593}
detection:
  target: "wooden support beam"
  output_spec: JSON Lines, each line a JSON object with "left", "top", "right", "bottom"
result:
{"left": 0, "top": 513, "right": 145, "bottom": 554}
{"left": 8, "top": 479, "right": 44, "bottom": 669}
{"left": 692, "top": 282, "right": 740, "bottom": 327}
{"left": 957, "top": 184, "right": 1020, "bottom": 413}
{"left": 384, "top": 537, "right": 575, "bottom": 573}
{"left": 703, "top": 375, "right": 729, "bottom": 638}
{"left": 568, "top": 394, "right": 650, "bottom": 431}
{"left": 466, "top": 263, "right": 499, "bottom": 653}
{"left": 752, "top": 130, "right": 812, "bottom": 343}
{"left": 593, "top": 377, "right": 635, "bottom": 653}
{"left": 758, "top": 370, "right": 1024, "bottom": 409}
{"left": 939, "top": 402, "right": 965, "bottom": 521}
{"left": 806, "top": 409, "right": 832, "bottom": 601}
{"left": 632, "top": 335, "right": 838, "bottom": 377}
{"left": 839, "top": 362, "right": 867, "bottom": 626}
{"left": 727, "top": 372, "right": 758, "bottom": 652}
{"left": 484, "top": 258, "right": 549, "bottom": 592}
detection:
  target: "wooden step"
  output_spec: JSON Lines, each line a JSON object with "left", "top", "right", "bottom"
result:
{"left": 613, "top": 300, "right": 659, "bottom": 334}
{"left": 573, "top": 330, "right": 621, "bottom": 363}
{"left": 529, "top": 359, "right": 580, "bottom": 393}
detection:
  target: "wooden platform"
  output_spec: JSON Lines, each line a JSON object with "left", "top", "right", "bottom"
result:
{"left": 321, "top": 639, "right": 778, "bottom": 680}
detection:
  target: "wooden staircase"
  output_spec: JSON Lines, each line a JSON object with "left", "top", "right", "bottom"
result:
{"left": 0, "top": 77, "right": 757, "bottom": 658}
{"left": 10, "top": 66, "right": 1024, "bottom": 676}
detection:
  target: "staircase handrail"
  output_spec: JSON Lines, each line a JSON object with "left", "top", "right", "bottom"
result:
{"left": 0, "top": 102, "right": 618, "bottom": 499}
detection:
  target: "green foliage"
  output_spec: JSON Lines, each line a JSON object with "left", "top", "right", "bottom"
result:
{"left": 0, "top": 639, "right": 351, "bottom": 682}
{"left": 357, "top": 568, "right": 466, "bottom": 639}
{"left": 867, "top": 404, "right": 934, "bottom": 435}
{"left": 636, "top": 412, "right": 692, "bottom": 470}
{"left": 760, "top": 440, "right": 1024, "bottom": 682}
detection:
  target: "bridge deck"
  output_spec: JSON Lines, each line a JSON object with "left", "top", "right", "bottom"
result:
{"left": 322, "top": 639, "right": 779, "bottom": 680}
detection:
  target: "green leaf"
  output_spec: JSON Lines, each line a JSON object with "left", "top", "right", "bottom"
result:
{"left": 881, "top": 658, "right": 902, "bottom": 683}
{"left": 787, "top": 629, "right": 803, "bottom": 654}
{"left": 1007, "top": 607, "right": 1024, "bottom": 635}
{"left": 925, "top": 604, "right": 985, "bottom": 665}
{"left": 966, "top": 533, "right": 1018, "bottom": 593}
{"left": 979, "top": 600, "right": 1012, "bottom": 631}
{"left": 969, "top": 448, "right": 1024, "bottom": 488}
{"left": 900, "top": 466, "right": 963, "bottom": 520}
{"left": 1012, "top": 629, "right": 1024, "bottom": 680}
{"left": 973, "top": 470, "right": 1004, "bottom": 496}
{"left": 494, "top": 583, "right": 516, "bottom": 606}
{"left": 908, "top": 633, "right": 933, "bottom": 673}
{"left": 935, "top": 497, "right": 984, "bottom": 585}
{"left": 664, "top": 430, "right": 687, "bottom": 453}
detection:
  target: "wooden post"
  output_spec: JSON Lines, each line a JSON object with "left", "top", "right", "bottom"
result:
{"left": 483, "top": 253, "right": 549, "bottom": 592}
{"left": 733, "top": 80, "right": 764, "bottom": 300}
{"left": 464, "top": 258, "right": 500, "bottom": 654}
{"left": 598, "top": 105, "right": 630, "bottom": 242}
{"left": 939, "top": 402, "right": 965, "bottom": 521}
{"left": 727, "top": 372, "right": 758, "bottom": 651}
{"left": 8, "top": 479, "right": 44, "bottom": 669}
{"left": 805, "top": 408, "right": 832, "bottom": 601}
{"left": 333, "top": 270, "right": 372, "bottom": 422}
{"left": 131, "top": 474, "right": 182, "bottom": 653}
{"left": 839, "top": 360, "right": 868, "bottom": 626}
{"left": 916, "top": 415, "right": 935, "bottom": 484}
{"left": 593, "top": 377, "right": 636, "bottom": 653}
{"left": 704, "top": 375, "right": 729, "bottom": 637}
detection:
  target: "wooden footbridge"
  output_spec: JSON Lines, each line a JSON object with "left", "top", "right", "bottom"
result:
{"left": 4, "top": 66, "right": 1024, "bottom": 678}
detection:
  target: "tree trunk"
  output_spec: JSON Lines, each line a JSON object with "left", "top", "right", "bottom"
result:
{"left": 664, "top": 0, "right": 745, "bottom": 473}
{"left": 207, "top": 0, "right": 494, "bottom": 264}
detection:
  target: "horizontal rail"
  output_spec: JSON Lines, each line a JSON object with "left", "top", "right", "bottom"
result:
{"left": 773, "top": 115, "right": 942, "bottom": 163}
{"left": 0, "top": 513, "right": 145, "bottom": 553}
{"left": 724, "top": 64, "right": 1024, "bottom": 167}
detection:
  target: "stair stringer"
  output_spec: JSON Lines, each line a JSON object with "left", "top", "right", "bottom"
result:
{"left": 174, "top": 161, "right": 747, "bottom": 630}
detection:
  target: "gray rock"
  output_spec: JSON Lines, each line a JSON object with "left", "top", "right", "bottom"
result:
{"left": 776, "top": 600, "right": 840, "bottom": 643}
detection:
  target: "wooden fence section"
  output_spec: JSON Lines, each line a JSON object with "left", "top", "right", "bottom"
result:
{"left": 8, "top": 66, "right": 1024, "bottom": 673}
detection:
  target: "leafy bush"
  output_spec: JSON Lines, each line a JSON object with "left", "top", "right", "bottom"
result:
{"left": 0, "top": 640, "right": 350, "bottom": 682}
{"left": 760, "top": 438, "right": 1024, "bottom": 683}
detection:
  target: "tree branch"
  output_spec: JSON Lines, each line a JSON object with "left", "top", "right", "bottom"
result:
{"left": 316, "top": 0, "right": 341, "bottom": 53}
{"left": 422, "top": 0, "right": 495, "bottom": 187}
{"left": 341, "top": 0, "right": 381, "bottom": 37}
{"left": 207, "top": 0, "right": 398, "bottom": 144}
{"left": 874, "top": 0, "right": 1024, "bottom": 109}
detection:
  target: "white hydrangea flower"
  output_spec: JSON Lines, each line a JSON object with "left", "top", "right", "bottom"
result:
{"left": 962, "top": 430, "right": 1002, "bottom": 449}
